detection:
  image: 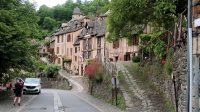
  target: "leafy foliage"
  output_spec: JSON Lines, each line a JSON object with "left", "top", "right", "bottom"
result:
{"left": 164, "top": 48, "right": 173, "bottom": 75}
{"left": 107, "top": 0, "right": 182, "bottom": 40}
{"left": 132, "top": 56, "right": 141, "bottom": 63}
{"left": 0, "top": 0, "right": 41, "bottom": 78}
{"left": 43, "top": 17, "right": 58, "bottom": 31}
{"left": 140, "top": 32, "right": 166, "bottom": 59}
{"left": 43, "top": 64, "right": 60, "bottom": 78}
{"left": 84, "top": 59, "right": 103, "bottom": 81}
{"left": 37, "top": 0, "right": 110, "bottom": 37}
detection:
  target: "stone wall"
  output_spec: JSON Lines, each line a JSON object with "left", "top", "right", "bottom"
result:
{"left": 172, "top": 45, "right": 187, "bottom": 112}
{"left": 145, "top": 45, "right": 187, "bottom": 112}
{"left": 142, "top": 60, "right": 176, "bottom": 111}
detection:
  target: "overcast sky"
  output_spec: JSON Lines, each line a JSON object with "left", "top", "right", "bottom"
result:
{"left": 29, "top": 0, "right": 74, "bottom": 9}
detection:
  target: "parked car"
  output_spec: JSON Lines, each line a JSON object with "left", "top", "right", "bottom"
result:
{"left": 23, "top": 78, "right": 41, "bottom": 94}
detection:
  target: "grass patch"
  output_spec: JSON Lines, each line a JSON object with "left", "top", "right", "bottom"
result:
{"left": 164, "top": 98, "right": 176, "bottom": 112}
{"left": 92, "top": 73, "right": 126, "bottom": 110}
{"left": 113, "top": 93, "right": 126, "bottom": 110}
{"left": 124, "top": 62, "right": 175, "bottom": 111}
{"left": 118, "top": 71, "right": 131, "bottom": 93}
{"left": 125, "top": 63, "right": 153, "bottom": 88}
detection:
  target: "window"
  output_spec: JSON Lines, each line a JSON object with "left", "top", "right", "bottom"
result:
{"left": 43, "top": 49, "right": 45, "bottom": 52}
{"left": 88, "top": 38, "right": 92, "bottom": 49}
{"left": 75, "top": 56, "right": 77, "bottom": 62}
{"left": 132, "top": 36, "right": 139, "bottom": 45}
{"left": 113, "top": 40, "right": 119, "bottom": 49}
{"left": 61, "top": 35, "right": 63, "bottom": 42}
{"left": 97, "top": 49, "right": 101, "bottom": 56}
{"left": 57, "top": 36, "right": 60, "bottom": 43}
{"left": 57, "top": 47, "right": 59, "bottom": 54}
{"left": 83, "top": 40, "right": 86, "bottom": 50}
{"left": 75, "top": 47, "right": 77, "bottom": 53}
{"left": 67, "top": 34, "right": 71, "bottom": 42}
{"left": 97, "top": 38, "right": 101, "bottom": 48}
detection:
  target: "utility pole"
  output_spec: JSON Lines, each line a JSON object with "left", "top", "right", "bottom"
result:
{"left": 187, "top": 0, "right": 193, "bottom": 112}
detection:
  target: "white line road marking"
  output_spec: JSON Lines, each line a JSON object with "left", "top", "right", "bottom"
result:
{"left": 53, "top": 91, "right": 64, "bottom": 112}
{"left": 15, "top": 95, "right": 37, "bottom": 112}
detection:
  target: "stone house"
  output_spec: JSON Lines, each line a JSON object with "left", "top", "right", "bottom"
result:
{"left": 105, "top": 35, "right": 139, "bottom": 62}
{"left": 75, "top": 16, "right": 107, "bottom": 75}
{"left": 41, "top": 7, "right": 140, "bottom": 75}
{"left": 74, "top": 11, "right": 140, "bottom": 75}
{"left": 48, "top": 35, "right": 56, "bottom": 63}
{"left": 53, "top": 7, "right": 89, "bottom": 74}
{"left": 39, "top": 36, "right": 50, "bottom": 57}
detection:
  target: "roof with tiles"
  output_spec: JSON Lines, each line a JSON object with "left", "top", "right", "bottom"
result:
{"left": 54, "top": 7, "right": 85, "bottom": 36}
{"left": 54, "top": 19, "right": 84, "bottom": 36}
{"left": 74, "top": 18, "right": 106, "bottom": 45}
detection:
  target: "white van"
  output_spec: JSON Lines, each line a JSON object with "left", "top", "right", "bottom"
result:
{"left": 23, "top": 78, "right": 41, "bottom": 94}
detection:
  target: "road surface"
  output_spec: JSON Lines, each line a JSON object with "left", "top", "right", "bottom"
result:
{"left": 0, "top": 70, "right": 121, "bottom": 112}
{"left": 0, "top": 89, "right": 103, "bottom": 112}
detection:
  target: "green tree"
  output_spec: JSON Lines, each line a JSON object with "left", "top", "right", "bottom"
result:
{"left": 0, "top": 0, "right": 39, "bottom": 78}
{"left": 107, "top": 0, "right": 185, "bottom": 40}
{"left": 37, "top": 5, "right": 53, "bottom": 25}
{"left": 53, "top": 5, "right": 68, "bottom": 21}
{"left": 43, "top": 17, "right": 58, "bottom": 31}
{"left": 80, "top": 0, "right": 110, "bottom": 16}
{"left": 36, "top": 0, "right": 111, "bottom": 38}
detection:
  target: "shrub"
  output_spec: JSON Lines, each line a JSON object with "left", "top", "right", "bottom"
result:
{"left": 44, "top": 64, "right": 60, "bottom": 78}
{"left": 84, "top": 59, "right": 104, "bottom": 94}
{"left": 95, "top": 74, "right": 103, "bottom": 84}
{"left": 132, "top": 56, "right": 140, "bottom": 63}
{"left": 85, "top": 59, "right": 103, "bottom": 80}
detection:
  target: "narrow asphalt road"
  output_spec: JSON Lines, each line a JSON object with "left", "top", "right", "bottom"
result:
{"left": 1, "top": 89, "right": 101, "bottom": 112}
{"left": 0, "top": 70, "right": 121, "bottom": 112}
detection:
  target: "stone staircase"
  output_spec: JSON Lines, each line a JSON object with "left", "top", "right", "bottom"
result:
{"left": 116, "top": 61, "right": 154, "bottom": 112}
